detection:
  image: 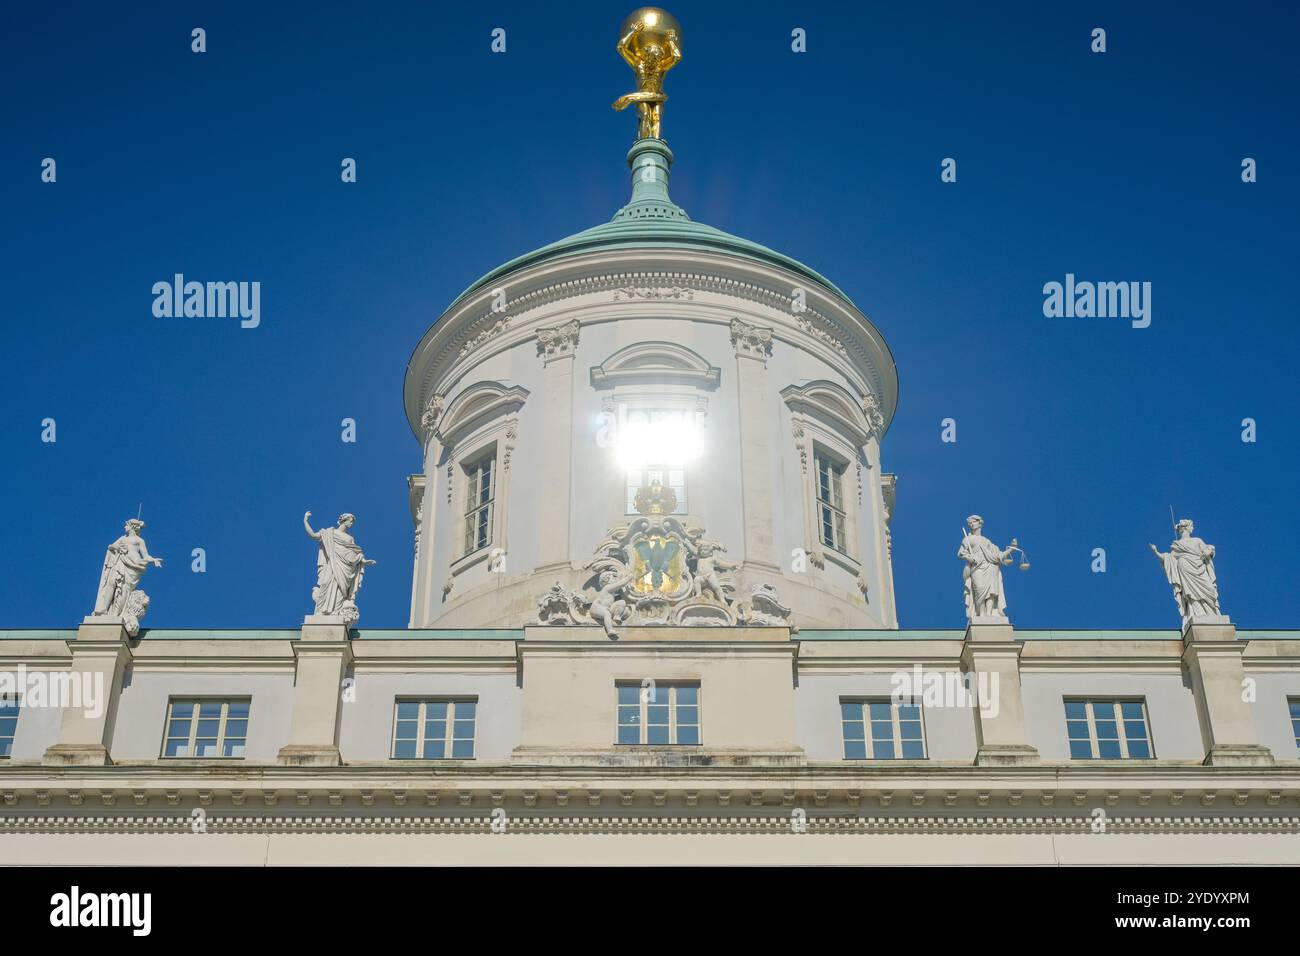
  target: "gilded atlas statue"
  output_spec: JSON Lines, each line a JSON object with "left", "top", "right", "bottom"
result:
{"left": 534, "top": 481, "right": 795, "bottom": 635}
{"left": 612, "top": 7, "right": 682, "bottom": 141}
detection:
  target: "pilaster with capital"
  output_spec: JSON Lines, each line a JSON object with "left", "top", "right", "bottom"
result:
{"left": 536, "top": 320, "right": 579, "bottom": 571}
{"left": 730, "top": 318, "right": 779, "bottom": 570}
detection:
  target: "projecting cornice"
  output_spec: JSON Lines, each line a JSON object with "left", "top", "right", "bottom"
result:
{"left": 403, "top": 249, "right": 899, "bottom": 442}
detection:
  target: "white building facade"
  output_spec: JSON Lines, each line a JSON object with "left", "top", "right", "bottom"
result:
{"left": 2, "top": 139, "right": 1299, "bottom": 866}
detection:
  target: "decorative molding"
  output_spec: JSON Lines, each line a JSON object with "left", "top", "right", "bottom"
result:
{"left": 536, "top": 319, "right": 580, "bottom": 363}
{"left": 419, "top": 393, "right": 445, "bottom": 442}
{"left": 459, "top": 315, "right": 511, "bottom": 358}
{"left": 589, "top": 341, "right": 721, "bottom": 390}
{"left": 410, "top": 267, "right": 894, "bottom": 436}
{"left": 435, "top": 381, "right": 530, "bottom": 449}
{"left": 613, "top": 285, "right": 695, "bottom": 301}
{"left": 781, "top": 380, "right": 873, "bottom": 448}
{"left": 2, "top": 812, "right": 1294, "bottom": 836}
{"left": 730, "top": 317, "right": 773, "bottom": 361}
{"left": 797, "top": 313, "right": 848, "bottom": 357}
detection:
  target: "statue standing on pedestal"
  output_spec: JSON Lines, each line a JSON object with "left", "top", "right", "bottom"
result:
{"left": 92, "top": 519, "right": 162, "bottom": 627}
{"left": 958, "top": 515, "right": 1026, "bottom": 621}
{"left": 612, "top": 7, "right": 682, "bottom": 141}
{"left": 1150, "top": 518, "right": 1222, "bottom": 625}
{"left": 304, "top": 511, "right": 376, "bottom": 623}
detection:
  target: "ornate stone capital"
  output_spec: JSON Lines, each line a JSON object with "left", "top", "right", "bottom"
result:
{"left": 730, "top": 318, "right": 773, "bottom": 361}
{"left": 537, "top": 319, "right": 580, "bottom": 363}
{"left": 419, "top": 393, "right": 445, "bottom": 440}
{"left": 862, "top": 391, "right": 886, "bottom": 440}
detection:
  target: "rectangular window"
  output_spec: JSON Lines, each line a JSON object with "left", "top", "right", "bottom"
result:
{"left": 840, "top": 699, "right": 926, "bottom": 760}
{"left": 625, "top": 466, "right": 687, "bottom": 514}
{"left": 0, "top": 696, "right": 18, "bottom": 758}
{"left": 162, "top": 698, "right": 249, "bottom": 758}
{"left": 616, "top": 683, "right": 700, "bottom": 745}
{"left": 1290, "top": 698, "right": 1300, "bottom": 751}
{"left": 1065, "top": 698, "right": 1153, "bottom": 759}
{"left": 392, "top": 699, "right": 476, "bottom": 759}
{"left": 462, "top": 453, "right": 495, "bottom": 555}
{"left": 815, "top": 451, "right": 847, "bottom": 553}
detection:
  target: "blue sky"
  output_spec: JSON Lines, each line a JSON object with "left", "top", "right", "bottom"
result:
{"left": 2, "top": 1, "right": 1296, "bottom": 629}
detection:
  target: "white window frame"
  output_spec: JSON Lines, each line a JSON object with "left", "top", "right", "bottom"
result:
{"left": 598, "top": 389, "right": 710, "bottom": 528}
{"left": 1288, "top": 697, "right": 1300, "bottom": 752}
{"left": 161, "top": 697, "right": 250, "bottom": 759}
{"left": 462, "top": 450, "right": 496, "bottom": 556}
{"left": 1064, "top": 698, "right": 1154, "bottom": 760}
{"left": 0, "top": 694, "right": 19, "bottom": 759}
{"left": 840, "top": 698, "right": 927, "bottom": 760}
{"left": 391, "top": 697, "right": 477, "bottom": 760}
{"left": 814, "top": 447, "right": 849, "bottom": 554}
{"left": 616, "top": 682, "right": 701, "bottom": 746}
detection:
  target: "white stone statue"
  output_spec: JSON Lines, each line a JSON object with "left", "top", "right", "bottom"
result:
{"left": 304, "top": 511, "right": 376, "bottom": 623}
{"left": 957, "top": 515, "right": 1020, "bottom": 621}
{"left": 1150, "top": 519, "right": 1222, "bottom": 625}
{"left": 92, "top": 519, "right": 163, "bottom": 628}
{"left": 585, "top": 565, "right": 633, "bottom": 639}
{"left": 692, "top": 539, "right": 738, "bottom": 605}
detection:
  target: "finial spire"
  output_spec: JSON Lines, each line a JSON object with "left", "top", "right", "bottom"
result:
{"left": 612, "top": 8, "right": 682, "bottom": 143}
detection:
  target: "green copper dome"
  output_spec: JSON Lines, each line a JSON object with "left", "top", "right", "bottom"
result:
{"left": 447, "top": 139, "right": 849, "bottom": 310}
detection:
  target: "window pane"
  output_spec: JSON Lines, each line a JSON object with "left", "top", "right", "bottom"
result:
{"left": 422, "top": 739, "right": 446, "bottom": 759}
{"left": 227, "top": 701, "right": 250, "bottom": 718}
{"left": 453, "top": 720, "right": 475, "bottom": 740}
{"left": 1069, "top": 739, "right": 1093, "bottom": 759}
{"left": 198, "top": 702, "right": 223, "bottom": 718}
{"left": 396, "top": 701, "right": 420, "bottom": 720}
{"left": 1064, "top": 701, "right": 1087, "bottom": 720}
{"left": 1091, "top": 701, "right": 1115, "bottom": 720}
{"left": 676, "top": 726, "right": 699, "bottom": 746}
{"left": 618, "top": 685, "right": 640, "bottom": 705}
{"left": 901, "top": 740, "right": 925, "bottom": 759}
{"left": 426, "top": 702, "right": 448, "bottom": 720}
{"left": 842, "top": 720, "right": 865, "bottom": 741}
{"left": 393, "top": 739, "right": 416, "bottom": 759}
{"left": 1127, "top": 740, "right": 1151, "bottom": 759}
{"left": 163, "top": 739, "right": 187, "bottom": 757}
{"left": 676, "top": 706, "right": 699, "bottom": 726}
{"left": 844, "top": 740, "right": 867, "bottom": 760}
{"left": 194, "top": 739, "right": 218, "bottom": 758}
{"left": 170, "top": 701, "right": 195, "bottom": 719}
{"left": 840, "top": 702, "right": 861, "bottom": 721}
{"left": 1123, "top": 720, "right": 1147, "bottom": 742}
{"left": 1094, "top": 720, "right": 1118, "bottom": 741}
{"left": 451, "top": 739, "right": 474, "bottom": 759}
{"left": 676, "top": 686, "right": 698, "bottom": 705}
{"left": 1066, "top": 720, "right": 1090, "bottom": 740}
{"left": 647, "top": 705, "right": 669, "bottom": 726}
{"left": 456, "top": 701, "right": 477, "bottom": 719}
{"left": 197, "top": 719, "right": 221, "bottom": 738}
{"left": 869, "top": 702, "right": 892, "bottom": 721}
{"left": 394, "top": 720, "right": 418, "bottom": 740}
{"left": 618, "top": 723, "right": 640, "bottom": 745}
{"left": 873, "top": 740, "right": 896, "bottom": 760}
{"left": 223, "top": 740, "right": 246, "bottom": 758}
{"left": 1097, "top": 740, "right": 1122, "bottom": 759}
{"left": 1120, "top": 701, "right": 1144, "bottom": 720}
{"left": 647, "top": 724, "right": 670, "bottom": 745}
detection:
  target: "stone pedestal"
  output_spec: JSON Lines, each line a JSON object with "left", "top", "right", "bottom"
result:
{"left": 1182, "top": 619, "right": 1274, "bottom": 766}
{"left": 960, "top": 621, "right": 1039, "bottom": 766}
{"left": 277, "top": 618, "right": 354, "bottom": 766}
{"left": 42, "top": 617, "right": 132, "bottom": 766}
